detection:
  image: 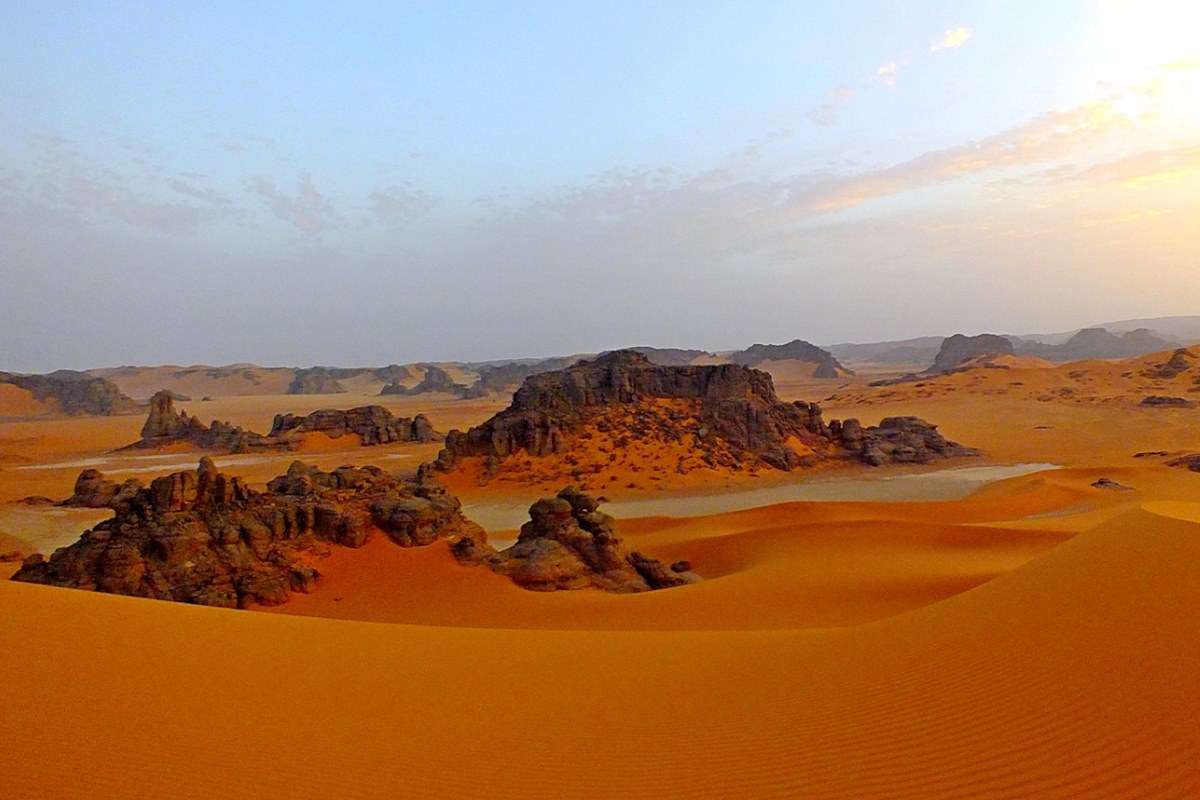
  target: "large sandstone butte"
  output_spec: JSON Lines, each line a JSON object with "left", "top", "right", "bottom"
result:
{"left": 13, "top": 458, "right": 483, "bottom": 607}
{"left": 454, "top": 486, "right": 693, "bottom": 592}
{"left": 428, "top": 350, "right": 974, "bottom": 485}
{"left": 128, "top": 390, "right": 438, "bottom": 452}
{"left": 924, "top": 333, "right": 1015, "bottom": 375}
{"left": 0, "top": 370, "right": 140, "bottom": 416}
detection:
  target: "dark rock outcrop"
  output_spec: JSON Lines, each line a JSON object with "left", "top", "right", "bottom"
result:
{"left": 730, "top": 339, "right": 850, "bottom": 378}
{"left": 286, "top": 368, "right": 347, "bottom": 395}
{"left": 925, "top": 334, "right": 1015, "bottom": 375}
{"left": 0, "top": 370, "right": 140, "bottom": 416}
{"left": 13, "top": 458, "right": 483, "bottom": 607}
{"left": 429, "top": 350, "right": 974, "bottom": 478}
{"left": 133, "top": 391, "right": 284, "bottom": 452}
{"left": 452, "top": 487, "right": 690, "bottom": 592}
{"left": 60, "top": 469, "right": 143, "bottom": 509}
{"left": 380, "top": 365, "right": 479, "bottom": 398}
{"left": 1143, "top": 348, "right": 1194, "bottom": 379}
{"left": 1091, "top": 477, "right": 1133, "bottom": 491}
{"left": 269, "top": 407, "right": 439, "bottom": 445}
{"left": 1166, "top": 454, "right": 1200, "bottom": 473}
{"left": 128, "top": 391, "right": 440, "bottom": 452}
{"left": 1139, "top": 395, "right": 1195, "bottom": 408}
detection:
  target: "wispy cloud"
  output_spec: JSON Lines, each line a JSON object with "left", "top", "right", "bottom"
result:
{"left": 369, "top": 183, "right": 435, "bottom": 227}
{"left": 248, "top": 172, "right": 335, "bottom": 234}
{"left": 931, "top": 27, "right": 973, "bottom": 52}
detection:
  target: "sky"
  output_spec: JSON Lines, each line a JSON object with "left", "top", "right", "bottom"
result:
{"left": 1, "top": 1, "right": 1199, "bottom": 371}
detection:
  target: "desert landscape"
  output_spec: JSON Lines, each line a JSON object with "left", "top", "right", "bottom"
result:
{"left": 3, "top": 328, "right": 1200, "bottom": 797}
{"left": 4, "top": 4, "right": 1200, "bottom": 798}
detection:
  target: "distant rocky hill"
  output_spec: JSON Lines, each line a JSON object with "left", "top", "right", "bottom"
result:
{"left": 1014, "top": 328, "right": 1176, "bottom": 362}
{"left": 381, "top": 364, "right": 483, "bottom": 398}
{"left": 729, "top": 339, "right": 850, "bottom": 378}
{"left": 126, "top": 390, "right": 437, "bottom": 452}
{"left": 428, "top": 350, "right": 973, "bottom": 488}
{"left": 0, "top": 370, "right": 140, "bottom": 417}
{"left": 926, "top": 334, "right": 1016, "bottom": 374}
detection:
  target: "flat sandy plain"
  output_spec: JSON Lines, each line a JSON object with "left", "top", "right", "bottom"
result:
{"left": 1, "top": 351, "right": 1198, "bottom": 798}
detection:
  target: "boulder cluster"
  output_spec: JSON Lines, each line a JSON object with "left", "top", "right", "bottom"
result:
{"left": 13, "top": 458, "right": 483, "bottom": 607}
{"left": 428, "top": 350, "right": 974, "bottom": 478}
{"left": 453, "top": 486, "right": 692, "bottom": 592}
{"left": 129, "top": 390, "right": 439, "bottom": 452}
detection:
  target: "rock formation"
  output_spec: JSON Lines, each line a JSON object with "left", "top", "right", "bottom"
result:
{"left": 133, "top": 390, "right": 285, "bottom": 452}
{"left": 1166, "top": 454, "right": 1200, "bottom": 473}
{"left": 286, "top": 367, "right": 347, "bottom": 394}
{"left": 128, "top": 391, "right": 440, "bottom": 452}
{"left": 1139, "top": 395, "right": 1195, "bottom": 408}
{"left": 13, "top": 458, "right": 483, "bottom": 608}
{"left": 452, "top": 486, "right": 692, "bottom": 592}
{"left": 380, "top": 365, "right": 481, "bottom": 398}
{"left": 730, "top": 339, "right": 850, "bottom": 378}
{"left": 925, "top": 334, "right": 1016, "bottom": 375}
{"left": 428, "top": 350, "right": 974, "bottom": 482}
{"left": 1016, "top": 327, "right": 1175, "bottom": 362}
{"left": 0, "top": 370, "right": 140, "bottom": 416}
{"left": 1142, "top": 348, "right": 1195, "bottom": 379}
{"left": 269, "top": 406, "right": 438, "bottom": 444}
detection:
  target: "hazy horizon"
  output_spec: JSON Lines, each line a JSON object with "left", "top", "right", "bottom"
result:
{"left": 3, "top": 1, "right": 1199, "bottom": 372}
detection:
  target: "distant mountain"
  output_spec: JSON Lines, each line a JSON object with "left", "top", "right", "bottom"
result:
{"left": 826, "top": 336, "right": 946, "bottom": 365}
{"left": 729, "top": 339, "right": 850, "bottom": 378}
{"left": 1015, "top": 328, "right": 1176, "bottom": 362}
{"left": 1092, "top": 315, "right": 1200, "bottom": 342}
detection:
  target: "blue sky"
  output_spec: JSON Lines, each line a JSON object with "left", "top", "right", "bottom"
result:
{"left": 1, "top": 1, "right": 1198, "bottom": 370}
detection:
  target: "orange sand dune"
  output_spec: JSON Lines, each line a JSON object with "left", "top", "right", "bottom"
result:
{"left": 0, "top": 383, "right": 56, "bottom": 419}
{"left": 1, "top": 493, "right": 1197, "bottom": 798}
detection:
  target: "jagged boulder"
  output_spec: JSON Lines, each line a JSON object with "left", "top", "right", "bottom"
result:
{"left": 453, "top": 487, "right": 690, "bottom": 592}
{"left": 13, "top": 459, "right": 483, "bottom": 608}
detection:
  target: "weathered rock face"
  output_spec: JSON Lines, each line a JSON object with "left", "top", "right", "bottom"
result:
{"left": 129, "top": 391, "right": 440, "bottom": 452}
{"left": 730, "top": 339, "right": 850, "bottom": 378}
{"left": 13, "top": 458, "right": 483, "bottom": 608}
{"left": 453, "top": 487, "right": 691, "bottom": 592}
{"left": 925, "top": 334, "right": 1015, "bottom": 374}
{"left": 429, "top": 350, "right": 974, "bottom": 479}
{"left": 380, "top": 365, "right": 479, "bottom": 398}
{"left": 269, "top": 407, "right": 439, "bottom": 445}
{"left": 0, "top": 370, "right": 140, "bottom": 416}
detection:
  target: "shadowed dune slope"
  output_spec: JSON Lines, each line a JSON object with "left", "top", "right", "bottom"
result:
{"left": 1, "top": 501, "right": 1197, "bottom": 799}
